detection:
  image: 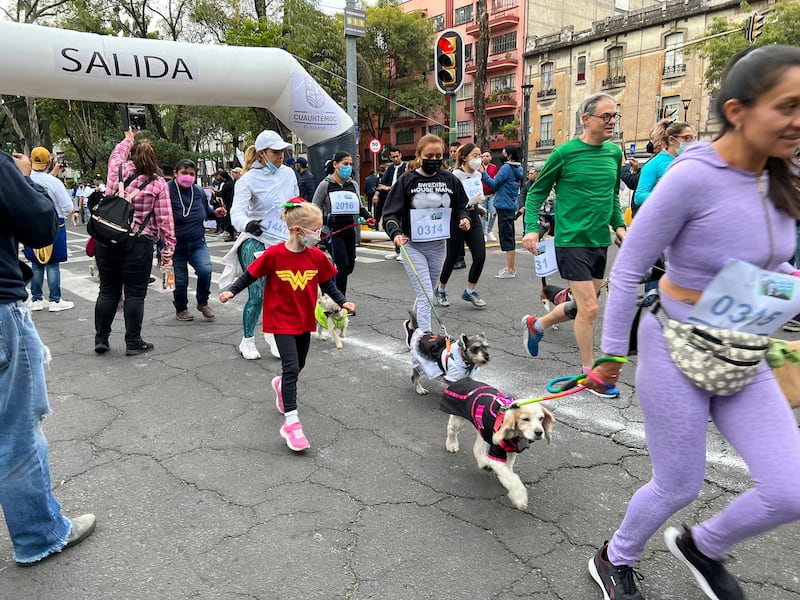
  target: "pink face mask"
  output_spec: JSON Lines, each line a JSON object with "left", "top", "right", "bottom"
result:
{"left": 176, "top": 174, "right": 196, "bottom": 188}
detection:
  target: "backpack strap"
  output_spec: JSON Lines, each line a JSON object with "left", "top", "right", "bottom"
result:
{"left": 120, "top": 170, "right": 159, "bottom": 237}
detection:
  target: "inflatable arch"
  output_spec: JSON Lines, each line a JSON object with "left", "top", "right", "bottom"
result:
{"left": 0, "top": 21, "right": 355, "bottom": 174}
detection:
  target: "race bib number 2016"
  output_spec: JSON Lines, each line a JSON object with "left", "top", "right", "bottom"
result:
{"left": 329, "top": 191, "right": 360, "bottom": 215}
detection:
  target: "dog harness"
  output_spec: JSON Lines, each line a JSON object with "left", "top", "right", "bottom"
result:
{"left": 441, "top": 377, "right": 530, "bottom": 463}
{"left": 315, "top": 303, "right": 347, "bottom": 330}
{"left": 412, "top": 332, "right": 479, "bottom": 383}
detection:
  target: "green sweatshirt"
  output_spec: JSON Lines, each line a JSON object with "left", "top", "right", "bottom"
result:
{"left": 524, "top": 137, "right": 625, "bottom": 248}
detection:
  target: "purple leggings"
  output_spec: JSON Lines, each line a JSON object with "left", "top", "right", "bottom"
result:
{"left": 607, "top": 292, "right": 800, "bottom": 565}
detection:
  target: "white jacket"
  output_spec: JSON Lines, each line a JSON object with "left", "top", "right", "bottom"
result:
{"left": 230, "top": 163, "right": 299, "bottom": 247}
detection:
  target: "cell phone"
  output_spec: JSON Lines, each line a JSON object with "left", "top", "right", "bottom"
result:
{"left": 119, "top": 104, "right": 148, "bottom": 132}
{"left": 629, "top": 143, "right": 636, "bottom": 157}
{"left": 56, "top": 151, "right": 67, "bottom": 167}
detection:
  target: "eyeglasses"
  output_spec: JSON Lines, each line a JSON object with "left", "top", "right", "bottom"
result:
{"left": 588, "top": 112, "right": 621, "bottom": 123}
{"left": 674, "top": 133, "right": 696, "bottom": 142}
{"left": 299, "top": 226, "right": 322, "bottom": 237}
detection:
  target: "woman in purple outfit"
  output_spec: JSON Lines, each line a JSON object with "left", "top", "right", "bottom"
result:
{"left": 586, "top": 45, "right": 800, "bottom": 600}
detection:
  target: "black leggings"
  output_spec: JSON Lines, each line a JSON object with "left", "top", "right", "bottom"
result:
{"left": 439, "top": 212, "right": 486, "bottom": 286}
{"left": 274, "top": 333, "right": 311, "bottom": 414}
{"left": 326, "top": 222, "right": 356, "bottom": 297}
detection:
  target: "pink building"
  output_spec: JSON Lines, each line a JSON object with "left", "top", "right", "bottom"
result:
{"left": 390, "top": 0, "right": 527, "bottom": 159}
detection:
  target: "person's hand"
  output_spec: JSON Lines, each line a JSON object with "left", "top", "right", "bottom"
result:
{"left": 124, "top": 128, "right": 140, "bottom": 141}
{"left": 522, "top": 231, "right": 539, "bottom": 254}
{"left": 342, "top": 301, "right": 356, "bottom": 314}
{"left": 628, "top": 156, "right": 640, "bottom": 172}
{"left": 459, "top": 217, "right": 470, "bottom": 231}
{"left": 365, "top": 218, "right": 376, "bottom": 228}
{"left": 12, "top": 153, "right": 32, "bottom": 176}
{"left": 614, "top": 227, "right": 627, "bottom": 247}
{"left": 245, "top": 220, "right": 263, "bottom": 236}
{"left": 582, "top": 359, "right": 623, "bottom": 394}
{"left": 219, "top": 291, "right": 234, "bottom": 304}
{"left": 160, "top": 254, "right": 173, "bottom": 267}
{"left": 372, "top": 194, "right": 379, "bottom": 204}
{"left": 393, "top": 234, "right": 407, "bottom": 247}
{"left": 214, "top": 206, "right": 227, "bottom": 217}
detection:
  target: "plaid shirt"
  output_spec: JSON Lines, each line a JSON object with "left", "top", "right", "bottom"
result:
{"left": 107, "top": 138, "right": 176, "bottom": 256}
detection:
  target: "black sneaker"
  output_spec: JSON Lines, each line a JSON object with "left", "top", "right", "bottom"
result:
{"left": 665, "top": 526, "right": 745, "bottom": 600}
{"left": 126, "top": 341, "right": 154, "bottom": 356}
{"left": 588, "top": 542, "right": 645, "bottom": 600}
{"left": 453, "top": 258, "right": 466, "bottom": 270}
{"left": 402, "top": 319, "right": 414, "bottom": 349}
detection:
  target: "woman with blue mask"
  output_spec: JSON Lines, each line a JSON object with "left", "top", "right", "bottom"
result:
{"left": 311, "top": 151, "right": 372, "bottom": 297}
{"left": 228, "top": 130, "right": 299, "bottom": 361}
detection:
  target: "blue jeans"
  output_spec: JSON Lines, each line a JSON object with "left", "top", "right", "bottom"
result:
{"left": 30, "top": 262, "right": 62, "bottom": 302}
{"left": 481, "top": 194, "right": 496, "bottom": 233}
{"left": 172, "top": 237, "right": 212, "bottom": 312}
{"left": 0, "top": 301, "right": 71, "bottom": 563}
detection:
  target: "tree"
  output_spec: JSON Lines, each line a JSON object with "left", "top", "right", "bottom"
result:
{"left": 357, "top": 0, "right": 442, "bottom": 141}
{"left": 472, "top": 0, "right": 490, "bottom": 151}
{"left": 698, "top": 0, "right": 800, "bottom": 92}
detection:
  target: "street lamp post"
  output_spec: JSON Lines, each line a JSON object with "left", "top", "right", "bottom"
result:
{"left": 682, "top": 98, "right": 692, "bottom": 122}
{"left": 520, "top": 67, "right": 534, "bottom": 170}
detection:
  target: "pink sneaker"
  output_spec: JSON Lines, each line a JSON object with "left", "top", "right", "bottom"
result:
{"left": 280, "top": 422, "right": 310, "bottom": 451}
{"left": 272, "top": 376, "right": 284, "bottom": 414}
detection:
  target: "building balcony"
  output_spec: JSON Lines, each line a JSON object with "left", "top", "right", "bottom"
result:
{"left": 535, "top": 138, "right": 555, "bottom": 149}
{"left": 662, "top": 63, "right": 687, "bottom": 78}
{"left": 536, "top": 88, "right": 557, "bottom": 101}
{"left": 465, "top": 52, "right": 519, "bottom": 74}
{"left": 465, "top": 0, "right": 520, "bottom": 35}
{"left": 489, "top": 131, "right": 520, "bottom": 150}
{"left": 610, "top": 131, "right": 624, "bottom": 142}
{"left": 464, "top": 94, "right": 518, "bottom": 113}
{"left": 602, "top": 74, "right": 626, "bottom": 89}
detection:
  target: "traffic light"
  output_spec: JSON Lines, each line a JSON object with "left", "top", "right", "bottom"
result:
{"left": 745, "top": 11, "right": 765, "bottom": 43}
{"left": 435, "top": 30, "right": 465, "bottom": 94}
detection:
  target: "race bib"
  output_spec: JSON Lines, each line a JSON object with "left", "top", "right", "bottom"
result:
{"left": 410, "top": 207, "right": 451, "bottom": 242}
{"left": 460, "top": 177, "right": 483, "bottom": 207}
{"left": 688, "top": 260, "right": 800, "bottom": 335}
{"left": 330, "top": 190, "right": 360, "bottom": 215}
{"left": 261, "top": 213, "right": 289, "bottom": 240}
{"left": 534, "top": 237, "right": 558, "bottom": 277}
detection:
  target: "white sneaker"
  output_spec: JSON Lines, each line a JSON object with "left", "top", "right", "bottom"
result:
{"left": 395, "top": 253, "right": 403, "bottom": 261}
{"left": 385, "top": 252, "right": 398, "bottom": 260}
{"left": 263, "top": 333, "right": 281, "bottom": 358}
{"left": 487, "top": 232, "right": 497, "bottom": 242}
{"left": 495, "top": 268, "right": 516, "bottom": 279}
{"left": 238, "top": 336, "right": 261, "bottom": 360}
{"left": 30, "top": 300, "right": 45, "bottom": 311}
{"left": 48, "top": 299, "right": 75, "bottom": 312}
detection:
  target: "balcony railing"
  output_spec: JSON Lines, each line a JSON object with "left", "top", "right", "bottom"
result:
{"left": 602, "top": 74, "right": 626, "bottom": 89}
{"left": 610, "top": 131, "right": 624, "bottom": 141}
{"left": 535, "top": 138, "right": 555, "bottom": 149}
{"left": 466, "top": 0, "right": 519, "bottom": 35}
{"left": 536, "top": 88, "right": 557, "bottom": 100}
{"left": 662, "top": 63, "right": 687, "bottom": 77}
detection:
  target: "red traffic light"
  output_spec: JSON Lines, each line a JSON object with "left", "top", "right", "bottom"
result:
{"left": 437, "top": 36, "right": 455, "bottom": 53}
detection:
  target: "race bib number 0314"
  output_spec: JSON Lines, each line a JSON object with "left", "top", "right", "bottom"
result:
{"left": 409, "top": 207, "right": 451, "bottom": 242}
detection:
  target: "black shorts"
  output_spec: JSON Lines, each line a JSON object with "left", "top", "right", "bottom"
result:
{"left": 555, "top": 246, "right": 608, "bottom": 281}
{"left": 496, "top": 209, "right": 516, "bottom": 251}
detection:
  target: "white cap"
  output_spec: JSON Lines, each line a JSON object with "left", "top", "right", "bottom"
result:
{"left": 254, "top": 130, "right": 291, "bottom": 151}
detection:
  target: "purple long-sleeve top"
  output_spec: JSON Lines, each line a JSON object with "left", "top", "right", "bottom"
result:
{"left": 602, "top": 142, "right": 796, "bottom": 356}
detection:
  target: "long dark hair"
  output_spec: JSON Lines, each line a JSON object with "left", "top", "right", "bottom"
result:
{"left": 715, "top": 45, "right": 800, "bottom": 218}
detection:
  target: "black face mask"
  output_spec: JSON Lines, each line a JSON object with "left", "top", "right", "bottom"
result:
{"left": 646, "top": 141, "right": 655, "bottom": 155}
{"left": 499, "top": 155, "right": 508, "bottom": 163}
{"left": 421, "top": 158, "right": 443, "bottom": 175}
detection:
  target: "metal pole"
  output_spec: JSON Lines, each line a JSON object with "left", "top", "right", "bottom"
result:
{"left": 449, "top": 92, "right": 457, "bottom": 150}
{"left": 345, "top": 0, "right": 359, "bottom": 183}
{"left": 521, "top": 89, "right": 531, "bottom": 169}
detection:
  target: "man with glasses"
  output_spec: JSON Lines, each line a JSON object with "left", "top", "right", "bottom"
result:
{"left": 520, "top": 93, "right": 627, "bottom": 397}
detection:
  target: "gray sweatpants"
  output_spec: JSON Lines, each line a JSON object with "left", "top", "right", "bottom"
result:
{"left": 400, "top": 240, "right": 446, "bottom": 333}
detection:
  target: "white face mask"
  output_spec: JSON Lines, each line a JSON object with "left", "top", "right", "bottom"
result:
{"left": 676, "top": 141, "right": 692, "bottom": 156}
{"left": 468, "top": 158, "right": 482, "bottom": 171}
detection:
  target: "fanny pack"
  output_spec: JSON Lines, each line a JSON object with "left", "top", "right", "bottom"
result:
{"left": 652, "top": 301, "right": 769, "bottom": 396}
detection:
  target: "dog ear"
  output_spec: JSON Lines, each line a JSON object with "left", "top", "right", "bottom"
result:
{"left": 492, "top": 409, "right": 519, "bottom": 445}
{"left": 541, "top": 406, "right": 555, "bottom": 444}
{"left": 460, "top": 333, "right": 469, "bottom": 348}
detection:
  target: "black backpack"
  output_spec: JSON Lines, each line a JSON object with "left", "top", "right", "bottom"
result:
{"left": 87, "top": 167, "right": 155, "bottom": 246}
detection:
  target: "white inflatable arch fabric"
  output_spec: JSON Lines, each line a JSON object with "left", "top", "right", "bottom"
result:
{"left": 0, "top": 21, "right": 354, "bottom": 149}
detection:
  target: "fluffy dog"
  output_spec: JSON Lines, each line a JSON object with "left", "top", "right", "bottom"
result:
{"left": 408, "top": 311, "right": 490, "bottom": 395}
{"left": 442, "top": 377, "right": 554, "bottom": 511}
{"left": 315, "top": 292, "right": 349, "bottom": 349}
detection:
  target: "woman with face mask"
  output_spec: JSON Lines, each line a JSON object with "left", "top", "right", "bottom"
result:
{"left": 435, "top": 143, "right": 488, "bottom": 309}
{"left": 228, "top": 130, "right": 300, "bottom": 360}
{"left": 382, "top": 134, "right": 471, "bottom": 345}
{"left": 633, "top": 121, "right": 695, "bottom": 209}
{"left": 167, "top": 159, "right": 227, "bottom": 322}
{"left": 311, "top": 151, "right": 372, "bottom": 298}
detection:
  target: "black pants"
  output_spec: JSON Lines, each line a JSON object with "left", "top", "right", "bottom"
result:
{"left": 326, "top": 223, "right": 356, "bottom": 297}
{"left": 223, "top": 198, "right": 235, "bottom": 235}
{"left": 439, "top": 212, "right": 486, "bottom": 286}
{"left": 375, "top": 192, "right": 388, "bottom": 228}
{"left": 94, "top": 236, "right": 155, "bottom": 346}
{"left": 274, "top": 333, "right": 311, "bottom": 414}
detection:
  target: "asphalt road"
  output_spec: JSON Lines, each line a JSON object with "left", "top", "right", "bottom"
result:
{"left": 2, "top": 226, "right": 799, "bottom": 600}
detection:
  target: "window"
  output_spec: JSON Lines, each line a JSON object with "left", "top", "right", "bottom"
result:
{"left": 540, "top": 115, "right": 554, "bottom": 141}
{"left": 613, "top": 103, "right": 622, "bottom": 138}
{"left": 456, "top": 82, "right": 473, "bottom": 101}
{"left": 428, "top": 124, "right": 445, "bottom": 137}
{"left": 457, "top": 121, "right": 472, "bottom": 137}
{"left": 541, "top": 61, "right": 554, "bottom": 90}
{"left": 490, "top": 74, "right": 515, "bottom": 92}
{"left": 490, "top": 115, "right": 515, "bottom": 134}
{"left": 431, "top": 14, "right": 445, "bottom": 31}
{"left": 464, "top": 43, "right": 473, "bottom": 64}
{"left": 661, "top": 95, "right": 680, "bottom": 121}
{"left": 454, "top": 4, "right": 473, "bottom": 25}
{"left": 607, "top": 46, "right": 623, "bottom": 79}
{"left": 664, "top": 32, "right": 685, "bottom": 76}
{"left": 396, "top": 128, "right": 414, "bottom": 145}
{"left": 577, "top": 55, "right": 586, "bottom": 82}
{"left": 490, "top": 32, "right": 516, "bottom": 55}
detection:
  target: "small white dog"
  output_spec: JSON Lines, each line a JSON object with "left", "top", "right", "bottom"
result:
{"left": 315, "top": 292, "right": 349, "bottom": 349}
{"left": 442, "top": 377, "right": 554, "bottom": 511}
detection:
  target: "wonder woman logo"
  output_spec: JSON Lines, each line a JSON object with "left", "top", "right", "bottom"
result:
{"left": 276, "top": 269, "right": 318, "bottom": 291}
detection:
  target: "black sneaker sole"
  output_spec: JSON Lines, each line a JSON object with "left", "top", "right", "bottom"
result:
{"left": 664, "top": 527, "right": 721, "bottom": 600}
{"left": 126, "top": 343, "right": 154, "bottom": 356}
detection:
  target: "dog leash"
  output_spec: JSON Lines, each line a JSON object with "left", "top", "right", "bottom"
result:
{"left": 508, "top": 356, "right": 628, "bottom": 408}
{"left": 398, "top": 242, "right": 450, "bottom": 338}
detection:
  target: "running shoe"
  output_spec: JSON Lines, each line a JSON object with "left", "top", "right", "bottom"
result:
{"left": 272, "top": 376, "right": 284, "bottom": 414}
{"left": 402, "top": 319, "right": 414, "bottom": 349}
{"left": 588, "top": 542, "right": 645, "bottom": 600}
{"left": 462, "top": 290, "right": 486, "bottom": 308}
{"left": 434, "top": 289, "right": 450, "bottom": 307}
{"left": 522, "top": 315, "right": 543, "bottom": 357}
{"left": 280, "top": 422, "right": 310, "bottom": 451}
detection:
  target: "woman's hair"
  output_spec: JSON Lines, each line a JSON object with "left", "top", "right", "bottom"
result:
{"left": 649, "top": 118, "right": 672, "bottom": 152}
{"left": 174, "top": 158, "right": 196, "bottom": 173}
{"left": 455, "top": 143, "right": 477, "bottom": 169}
{"left": 715, "top": 45, "right": 800, "bottom": 217}
{"left": 327, "top": 151, "right": 351, "bottom": 175}
{"left": 282, "top": 201, "right": 322, "bottom": 229}
{"left": 409, "top": 134, "right": 445, "bottom": 170}
{"left": 504, "top": 145, "right": 521, "bottom": 162}
{"left": 662, "top": 121, "right": 690, "bottom": 147}
{"left": 129, "top": 139, "right": 160, "bottom": 177}
{"left": 241, "top": 145, "right": 258, "bottom": 174}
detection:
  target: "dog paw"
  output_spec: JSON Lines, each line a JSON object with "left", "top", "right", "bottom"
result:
{"left": 335, "top": 342, "right": 343, "bottom": 349}
{"left": 476, "top": 459, "right": 491, "bottom": 470}
{"left": 415, "top": 385, "right": 429, "bottom": 395}
{"left": 446, "top": 440, "right": 459, "bottom": 453}
{"left": 509, "top": 489, "right": 528, "bottom": 511}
